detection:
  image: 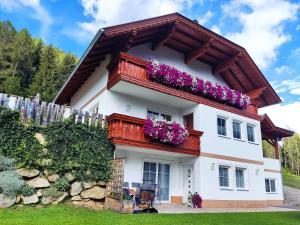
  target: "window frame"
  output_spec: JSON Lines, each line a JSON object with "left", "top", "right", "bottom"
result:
{"left": 217, "top": 116, "right": 228, "bottom": 137}
{"left": 235, "top": 167, "right": 247, "bottom": 189}
{"left": 265, "top": 178, "right": 277, "bottom": 193}
{"left": 219, "top": 165, "right": 231, "bottom": 189}
{"left": 247, "top": 124, "right": 255, "bottom": 143}
{"left": 146, "top": 108, "right": 172, "bottom": 122}
{"left": 232, "top": 120, "right": 242, "bottom": 140}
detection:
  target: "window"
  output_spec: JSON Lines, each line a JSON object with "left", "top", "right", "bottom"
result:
{"left": 232, "top": 121, "right": 241, "bottom": 139}
{"left": 147, "top": 110, "right": 171, "bottom": 121}
{"left": 247, "top": 125, "right": 255, "bottom": 142}
{"left": 235, "top": 168, "right": 245, "bottom": 188}
{"left": 217, "top": 117, "right": 227, "bottom": 136}
{"left": 219, "top": 166, "right": 230, "bottom": 187}
{"left": 265, "top": 178, "right": 276, "bottom": 193}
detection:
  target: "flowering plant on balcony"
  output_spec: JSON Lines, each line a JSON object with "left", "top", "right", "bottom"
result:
{"left": 146, "top": 60, "right": 251, "bottom": 109}
{"left": 144, "top": 118, "right": 189, "bottom": 145}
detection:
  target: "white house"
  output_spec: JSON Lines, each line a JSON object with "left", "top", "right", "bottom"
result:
{"left": 54, "top": 13, "right": 293, "bottom": 208}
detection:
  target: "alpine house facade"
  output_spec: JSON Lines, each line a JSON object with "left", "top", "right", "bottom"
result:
{"left": 55, "top": 13, "right": 293, "bottom": 208}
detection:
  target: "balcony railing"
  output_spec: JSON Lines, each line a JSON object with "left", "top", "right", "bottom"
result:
{"left": 107, "top": 113, "right": 203, "bottom": 156}
{"left": 106, "top": 52, "right": 260, "bottom": 120}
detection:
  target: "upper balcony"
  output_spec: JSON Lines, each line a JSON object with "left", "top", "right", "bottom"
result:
{"left": 107, "top": 113, "right": 203, "bottom": 156}
{"left": 107, "top": 52, "right": 261, "bottom": 120}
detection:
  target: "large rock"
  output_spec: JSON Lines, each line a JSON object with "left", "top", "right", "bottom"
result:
{"left": 47, "top": 174, "right": 59, "bottom": 183}
{"left": 72, "top": 200, "right": 104, "bottom": 210}
{"left": 16, "top": 168, "right": 40, "bottom": 178}
{"left": 27, "top": 177, "right": 50, "bottom": 188}
{"left": 65, "top": 173, "right": 76, "bottom": 182}
{"left": 70, "top": 182, "right": 83, "bottom": 196}
{"left": 35, "top": 133, "right": 47, "bottom": 145}
{"left": 0, "top": 194, "right": 16, "bottom": 208}
{"left": 83, "top": 182, "right": 96, "bottom": 189}
{"left": 97, "top": 181, "right": 106, "bottom": 187}
{"left": 41, "top": 196, "right": 55, "bottom": 205}
{"left": 21, "top": 194, "right": 38, "bottom": 205}
{"left": 71, "top": 195, "right": 81, "bottom": 201}
{"left": 80, "top": 186, "right": 105, "bottom": 200}
{"left": 53, "top": 192, "right": 69, "bottom": 205}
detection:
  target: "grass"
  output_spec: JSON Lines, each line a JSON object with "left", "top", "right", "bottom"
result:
{"left": 0, "top": 205, "right": 300, "bottom": 225}
{"left": 283, "top": 170, "right": 300, "bottom": 190}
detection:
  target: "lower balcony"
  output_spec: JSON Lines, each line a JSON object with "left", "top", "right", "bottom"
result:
{"left": 107, "top": 113, "right": 203, "bottom": 156}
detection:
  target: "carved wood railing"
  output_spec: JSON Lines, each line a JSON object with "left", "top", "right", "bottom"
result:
{"left": 107, "top": 113, "right": 203, "bottom": 156}
{"left": 106, "top": 52, "right": 261, "bottom": 120}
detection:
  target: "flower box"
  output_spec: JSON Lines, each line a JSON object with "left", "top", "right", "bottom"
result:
{"left": 146, "top": 60, "right": 251, "bottom": 109}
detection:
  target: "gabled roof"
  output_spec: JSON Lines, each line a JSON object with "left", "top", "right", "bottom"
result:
{"left": 260, "top": 114, "right": 294, "bottom": 140}
{"left": 54, "top": 13, "right": 281, "bottom": 106}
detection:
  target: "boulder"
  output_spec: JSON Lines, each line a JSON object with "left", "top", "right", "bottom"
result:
{"left": 80, "top": 186, "right": 105, "bottom": 200}
{"left": 16, "top": 168, "right": 40, "bottom": 178}
{"left": 72, "top": 200, "right": 103, "bottom": 210}
{"left": 52, "top": 192, "right": 69, "bottom": 205}
{"left": 41, "top": 196, "right": 54, "bottom": 205}
{"left": 97, "top": 181, "right": 106, "bottom": 187}
{"left": 47, "top": 174, "right": 59, "bottom": 183}
{"left": 27, "top": 177, "right": 50, "bottom": 188}
{"left": 70, "top": 182, "right": 83, "bottom": 196}
{"left": 0, "top": 194, "right": 16, "bottom": 208}
{"left": 65, "top": 173, "right": 76, "bottom": 182}
{"left": 71, "top": 195, "right": 81, "bottom": 201}
{"left": 35, "top": 133, "right": 47, "bottom": 145}
{"left": 36, "top": 189, "right": 42, "bottom": 197}
{"left": 83, "top": 182, "right": 96, "bottom": 189}
{"left": 21, "top": 194, "right": 38, "bottom": 205}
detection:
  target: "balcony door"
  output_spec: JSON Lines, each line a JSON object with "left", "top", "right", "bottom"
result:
{"left": 143, "top": 161, "right": 170, "bottom": 202}
{"left": 183, "top": 113, "right": 193, "bottom": 129}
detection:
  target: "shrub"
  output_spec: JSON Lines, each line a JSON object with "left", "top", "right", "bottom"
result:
{"left": 187, "top": 192, "right": 202, "bottom": 208}
{"left": 0, "top": 171, "right": 24, "bottom": 197}
{"left": 0, "top": 156, "right": 15, "bottom": 171}
{"left": 20, "top": 184, "right": 35, "bottom": 197}
{"left": 54, "top": 177, "right": 70, "bottom": 192}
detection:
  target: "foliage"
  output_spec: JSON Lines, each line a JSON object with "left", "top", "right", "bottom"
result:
{"left": 2, "top": 205, "right": 300, "bottom": 225}
{"left": 0, "top": 107, "right": 42, "bottom": 169}
{"left": 262, "top": 140, "right": 275, "bottom": 159}
{"left": 0, "top": 156, "right": 15, "bottom": 172}
{"left": 144, "top": 118, "right": 189, "bottom": 145}
{"left": 20, "top": 184, "right": 35, "bottom": 197}
{"left": 0, "top": 108, "right": 114, "bottom": 182}
{"left": 0, "top": 20, "right": 78, "bottom": 101}
{"left": 147, "top": 60, "right": 250, "bottom": 109}
{"left": 41, "top": 187, "right": 64, "bottom": 199}
{"left": 54, "top": 177, "right": 70, "bottom": 192}
{"left": 44, "top": 118, "right": 114, "bottom": 182}
{"left": 0, "top": 171, "right": 24, "bottom": 197}
{"left": 281, "top": 133, "right": 300, "bottom": 176}
{"left": 186, "top": 192, "right": 202, "bottom": 208}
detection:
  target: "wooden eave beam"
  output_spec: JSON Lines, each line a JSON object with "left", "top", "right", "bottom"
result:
{"left": 212, "top": 52, "right": 242, "bottom": 75}
{"left": 185, "top": 38, "right": 214, "bottom": 65}
{"left": 121, "top": 30, "right": 138, "bottom": 52}
{"left": 246, "top": 87, "right": 267, "bottom": 100}
{"left": 152, "top": 22, "right": 178, "bottom": 50}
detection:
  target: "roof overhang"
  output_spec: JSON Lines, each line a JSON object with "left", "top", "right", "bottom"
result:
{"left": 260, "top": 114, "right": 294, "bottom": 140}
{"left": 54, "top": 13, "right": 281, "bottom": 107}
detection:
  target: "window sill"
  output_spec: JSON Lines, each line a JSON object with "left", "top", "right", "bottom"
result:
{"left": 266, "top": 192, "right": 278, "bottom": 194}
{"left": 233, "top": 138, "right": 246, "bottom": 142}
{"left": 248, "top": 141, "right": 259, "bottom": 145}
{"left": 218, "top": 135, "right": 231, "bottom": 140}
{"left": 220, "top": 187, "right": 234, "bottom": 191}
{"left": 237, "top": 188, "right": 249, "bottom": 192}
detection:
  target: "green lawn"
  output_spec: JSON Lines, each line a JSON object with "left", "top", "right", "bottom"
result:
{"left": 283, "top": 171, "right": 300, "bottom": 190}
{"left": 0, "top": 205, "right": 299, "bottom": 225}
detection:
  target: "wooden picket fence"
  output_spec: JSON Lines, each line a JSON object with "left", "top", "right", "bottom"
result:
{"left": 0, "top": 93, "right": 106, "bottom": 127}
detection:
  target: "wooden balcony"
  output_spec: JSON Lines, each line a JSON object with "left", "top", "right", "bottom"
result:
{"left": 107, "top": 52, "right": 261, "bottom": 120}
{"left": 107, "top": 113, "right": 203, "bottom": 156}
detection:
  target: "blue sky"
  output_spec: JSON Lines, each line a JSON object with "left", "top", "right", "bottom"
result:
{"left": 0, "top": 0, "right": 300, "bottom": 132}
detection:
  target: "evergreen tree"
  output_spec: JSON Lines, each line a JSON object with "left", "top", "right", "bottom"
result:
{"left": 56, "top": 54, "right": 77, "bottom": 91}
{"left": 28, "top": 45, "right": 59, "bottom": 102}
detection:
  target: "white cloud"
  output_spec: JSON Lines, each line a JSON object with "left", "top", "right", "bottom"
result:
{"left": 291, "top": 47, "right": 300, "bottom": 59}
{"left": 272, "top": 78, "right": 300, "bottom": 94}
{"left": 291, "top": 88, "right": 300, "bottom": 95}
{"left": 220, "top": 0, "right": 299, "bottom": 69}
{"left": 78, "top": 0, "right": 195, "bottom": 37}
{"left": 197, "top": 11, "right": 213, "bottom": 25}
{"left": 259, "top": 102, "right": 300, "bottom": 134}
{"left": 275, "top": 65, "right": 293, "bottom": 75}
{"left": 0, "top": 0, "right": 53, "bottom": 41}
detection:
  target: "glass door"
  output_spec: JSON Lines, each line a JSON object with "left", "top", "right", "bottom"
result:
{"left": 143, "top": 162, "right": 170, "bottom": 201}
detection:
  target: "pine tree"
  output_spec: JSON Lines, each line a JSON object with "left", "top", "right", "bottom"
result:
{"left": 28, "top": 45, "right": 59, "bottom": 102}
